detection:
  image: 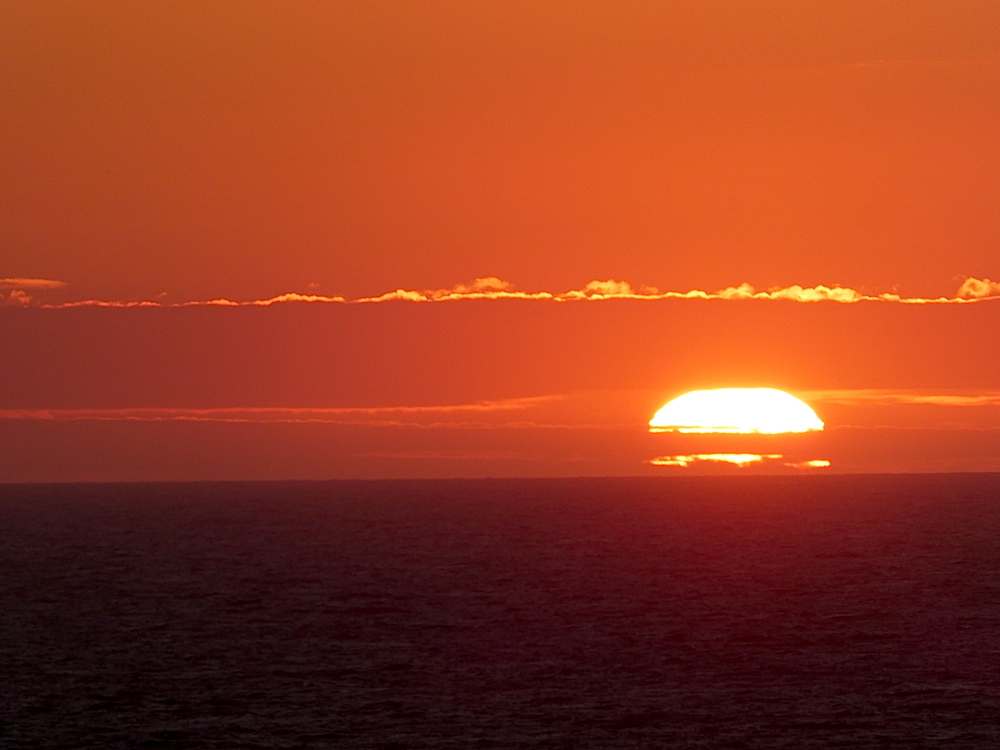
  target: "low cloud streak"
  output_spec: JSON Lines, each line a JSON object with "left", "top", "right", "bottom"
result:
{"left": 350, "top": 450, "right": 523, "bottom": 461}
{"left": 27, "top": 277, "right": 1000, "bottom": 309}
{"left": 0, "top": 397, "right": 561, "bottom": 425}
{"left": 0, "top": 278, "right": 66, "bottom": 290}
{"left": 803, "top": 390, "right": 1000, "bottom": 407}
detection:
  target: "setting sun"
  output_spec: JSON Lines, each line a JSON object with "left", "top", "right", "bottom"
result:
{"left": 649, "top": 388, "right": 825, "bottom": 434}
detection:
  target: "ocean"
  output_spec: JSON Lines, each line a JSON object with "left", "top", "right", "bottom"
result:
{"left": 2, "top": 474, "right": 1000, "bottom": 748}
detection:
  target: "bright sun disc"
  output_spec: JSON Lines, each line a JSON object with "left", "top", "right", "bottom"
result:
{"left": 649, "top": 388, "right": 824, "bottom": 434}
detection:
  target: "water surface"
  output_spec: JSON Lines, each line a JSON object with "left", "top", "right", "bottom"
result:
{"left": 2, "top": 474, "right": 1000, "bottom": 748}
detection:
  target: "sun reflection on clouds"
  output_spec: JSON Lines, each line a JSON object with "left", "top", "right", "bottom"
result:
{"left": 647, "top": 454, "right": 832, "bottom": 469}
{"left": 648, "top": 453, "right": 783, "bottom": 467}
{"left": 784, "top": 459, "right": 832, "bottom": 469}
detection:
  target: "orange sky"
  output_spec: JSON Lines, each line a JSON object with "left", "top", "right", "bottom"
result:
{"left": 2, "top": 2, "right": 999, "bottom": 480}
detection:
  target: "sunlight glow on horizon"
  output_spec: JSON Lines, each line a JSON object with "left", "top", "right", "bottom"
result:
{"left": 649, "top": 388, "right": 825, "bottom": 434}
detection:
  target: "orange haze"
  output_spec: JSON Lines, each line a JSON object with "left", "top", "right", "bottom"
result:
{"left": 2, "top": 2, "right": 999, "bottom": 479}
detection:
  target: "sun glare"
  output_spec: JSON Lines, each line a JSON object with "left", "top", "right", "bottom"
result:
{"left": 649, "top": 388, "right": 824, "bottom": 434}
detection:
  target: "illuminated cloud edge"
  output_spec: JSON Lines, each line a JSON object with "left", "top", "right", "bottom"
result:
{"left": 8, "top": 276, "right": 1000, "bottom": 308}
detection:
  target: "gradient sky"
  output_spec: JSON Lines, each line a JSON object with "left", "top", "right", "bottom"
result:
{"left": 2, "top": 1, "right": 999, "bottom": 480}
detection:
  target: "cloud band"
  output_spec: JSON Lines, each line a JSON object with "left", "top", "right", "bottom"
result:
{"left": 20, "top": 277, "right": 1000, "bottom": 309}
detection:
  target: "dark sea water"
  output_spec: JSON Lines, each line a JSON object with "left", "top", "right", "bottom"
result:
{"left": 2, "top": 475, "right": 1000, "bottom": 749}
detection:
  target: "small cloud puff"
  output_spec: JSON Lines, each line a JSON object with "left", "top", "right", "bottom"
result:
{"left": 451, "top": 277, "right": 512, "bottom": 294}
{"left": 1, "top": 278, "right": 66, "bottom": 306}
{"left": 784, "top": 459, "right": 832, "bottom": 469}
{"left": 582, "top": 279, "right": 634, "bottom": 296}
{"left": 2, "top": 290, "right": 33, "bottom": 306}
{"left": 957, "top": 277, "right": 1000, "bottom": 299}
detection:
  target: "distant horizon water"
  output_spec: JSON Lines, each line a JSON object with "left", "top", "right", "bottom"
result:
{"left": 3, "top": 474, "right": 1000, "bottom": 748}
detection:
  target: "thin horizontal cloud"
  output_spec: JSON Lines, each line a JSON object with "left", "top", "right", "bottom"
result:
{"left": 0, "top": 397, "right": 560, "bottom": 425}
{"left": 326, "top": 277, "right": 1000, "bottom": 305}
{"left": 350, "top": 450, "right": 522, "bottom": 461}
{"left": 32, "top": 277, "right": 1000, "bottom": 309}
{"left": 845, "top": 52, "right": 1000, "bottom": 70}
{"left": 823, "top": 424, "right": 1000, "bottom": 432}
{"left": 799, "top": 389, "right": 1000, "bottom": 432}
{"left": 801, "top": 390, "right": 1000, "bottom": 407}
{"left": 765, "top": 50, "right": 1000, "bottom": 77}
{"left": 0, "top": 278, "right": 66, "bottom": 290}
{"left": 51, "top": 292, "right": 348, "bottom": 309}
{"left": 0, "top": 403, "right": 638, "bottom": 432}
